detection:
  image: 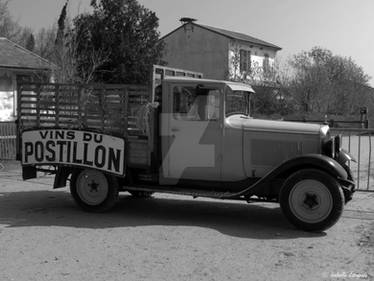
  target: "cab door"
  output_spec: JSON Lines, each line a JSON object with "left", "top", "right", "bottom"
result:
{"left": 161, "top": 83, "right": 223, "bottom": 184}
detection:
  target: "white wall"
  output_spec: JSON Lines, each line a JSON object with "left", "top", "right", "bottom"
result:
{"left": 228, "top": 40, "right": 277, "bottom": 82}
{"left": 0, "top": 70, "right": 16, "bottom": 121}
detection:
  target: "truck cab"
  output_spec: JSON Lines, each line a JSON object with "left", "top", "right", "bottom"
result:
{"left": 159, "top": 77, "right": 345, "bottom": 185}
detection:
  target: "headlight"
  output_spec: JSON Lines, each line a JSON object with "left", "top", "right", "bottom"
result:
{"left": 320, "top": 125, "right": 330, "bottom": 138}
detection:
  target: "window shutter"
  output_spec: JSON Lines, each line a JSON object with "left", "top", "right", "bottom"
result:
{"left": 263, "top": 54, "right": 270, "bottom": 75}
{"left": 240, "top": 50, "right": 247, "bottom": 72}
{"left": 247, "top": 51, "right": 251, "bottom": 73}
{"left": 239, "top": 50, "right": 252, "bottom": 73}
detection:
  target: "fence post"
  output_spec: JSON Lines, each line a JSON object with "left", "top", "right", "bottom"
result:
{"left": 329, "top": 119, "right": 335, "bottom": 128}
{"left": 360, "top": 107, "right": 368, "bottom": 128}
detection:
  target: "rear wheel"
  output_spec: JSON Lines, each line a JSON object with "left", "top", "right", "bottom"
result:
{"left": 70, "top": 169, "right": 119, "bottom": 212}
{"left": 280, "top": 169, "right": 344, "bottom": 231}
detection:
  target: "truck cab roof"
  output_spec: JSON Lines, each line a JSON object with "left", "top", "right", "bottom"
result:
{"left": 163, "top": 77, "right": 255, "bottom": 93}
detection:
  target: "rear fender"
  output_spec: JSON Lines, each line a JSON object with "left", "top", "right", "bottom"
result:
{"left": 53, "top": 167, "right": 72, "bottom": 189}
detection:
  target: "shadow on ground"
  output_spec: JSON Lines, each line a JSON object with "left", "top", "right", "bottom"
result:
{"left": 0, "top": 189, "right": 325, "bottom": 240}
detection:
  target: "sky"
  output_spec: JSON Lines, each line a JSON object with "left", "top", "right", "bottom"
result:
{"left": 7, "top": 0, "right": 374, "bottom": 86}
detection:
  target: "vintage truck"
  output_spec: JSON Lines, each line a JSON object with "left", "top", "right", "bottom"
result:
{"left": 17, "top": 65, "right": 356, "bottom": 231}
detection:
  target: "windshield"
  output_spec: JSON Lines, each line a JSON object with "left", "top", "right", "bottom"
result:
{"left": 225, "top": 90, "right": 251, "bottom": 117}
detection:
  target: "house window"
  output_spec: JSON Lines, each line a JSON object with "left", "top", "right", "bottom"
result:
{"left": 0, "top": 73, "right": 13, "bottom": 91}
{"left": 16, "top": 74, "right": 33, "bottom": 84}
{"left": 240, "top": 49, "right": 251, "bottom": 73}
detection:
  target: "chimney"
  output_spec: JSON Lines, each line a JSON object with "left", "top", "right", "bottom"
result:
{"left": 180, "top": 17, "right": 197, "bottom": 24}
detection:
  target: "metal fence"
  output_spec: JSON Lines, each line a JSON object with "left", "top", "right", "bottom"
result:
{"left": 332, "top": 128, "right": 374, "bottom": 192}
{"left": 0, "top": 121, "right": 17, "bottom": 160}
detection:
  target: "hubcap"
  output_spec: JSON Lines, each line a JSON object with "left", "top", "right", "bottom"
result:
{"left": 289, "top": 179, "right": 333, "bottom": 223}
{"left": 303, "top": 193, "right": 319, "bottom": 209}
{"left": 76, "top": 170, "right": 109, "bottom": 205}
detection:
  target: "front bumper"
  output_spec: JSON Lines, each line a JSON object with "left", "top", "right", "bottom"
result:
{"left": 336, "top": 149, "right": 356, "bottom": 203}
{"left": 337, "top": 149, "right": 357, "bottom": 165}
{"left": 338, "top": 177, "right": 355, "bottom": 203}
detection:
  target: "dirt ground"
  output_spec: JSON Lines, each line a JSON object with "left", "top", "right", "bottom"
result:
{"left": 0, "top": 161, "right": 373, "bottom": 281}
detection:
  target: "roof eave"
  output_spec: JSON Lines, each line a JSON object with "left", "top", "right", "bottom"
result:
{"left": 231, "top": 38, "right": 282, "bottom": 51}
{"left": 0, "top": 65, "right": 52, "bottom": 71}
{"left": 194, "top": 23, "right": 282, "bottom": 51}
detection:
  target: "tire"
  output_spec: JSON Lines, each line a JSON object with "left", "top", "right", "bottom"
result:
{"left": 70, "top": 169, "right": 119, "bottom": 212}
{"left": 279, "top": 169, "right": 344, "bottom": 232}
{"left": 129, "top": 190, "right": 154, "bottom": 199}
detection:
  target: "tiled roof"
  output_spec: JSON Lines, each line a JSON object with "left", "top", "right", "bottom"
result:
{"left": 0, "top": 37, "right": 52, "bottom": 70}
{"left": 198, "top": 24, "right": 282, "bottom": 50}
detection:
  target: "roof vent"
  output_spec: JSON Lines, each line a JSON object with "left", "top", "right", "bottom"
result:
{"left": 180, "top": 17, "right": 197, "bottom": 24}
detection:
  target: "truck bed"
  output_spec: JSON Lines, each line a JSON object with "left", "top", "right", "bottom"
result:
{"left": 18, "top": 83, "right": 153, "bottom": 167}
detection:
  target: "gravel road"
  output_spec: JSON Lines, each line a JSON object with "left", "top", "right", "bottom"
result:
{"left": 0, "top": 162, "right": 373, "bottom": 281}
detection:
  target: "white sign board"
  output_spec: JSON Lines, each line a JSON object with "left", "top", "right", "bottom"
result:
{"left": 22, "top": 129, "right": 125, "bottom": 176}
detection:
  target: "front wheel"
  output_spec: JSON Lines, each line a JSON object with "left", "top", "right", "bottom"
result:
{"left": 70, "top": 169, "right": 119, "bottom": 212}
{"left": 279, "top": 169, "right": 344, "bottom": 232}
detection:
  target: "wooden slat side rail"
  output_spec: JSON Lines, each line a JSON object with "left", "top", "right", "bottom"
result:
{"left": 18, "top": 83, "right": 149, "bottom": 137}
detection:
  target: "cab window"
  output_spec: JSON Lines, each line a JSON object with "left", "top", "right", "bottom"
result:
{"left": 225, "top": 90, "right": 251, "bottom": 117}
{"left": 173, "top": 86, "right": 220, "bottom": 121}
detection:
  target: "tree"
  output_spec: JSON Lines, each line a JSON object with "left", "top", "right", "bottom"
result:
{"left": 0, "top": 0, "right": 21, "bottom": 40}
{"left": 0, "top": 1, "right": 40, "bottom": 51}
{"left": 25, "top": 33, "right": 35, "bottom": 51}
{"left": 34, "top": 26, "right": 57, "bottom": 62}
{"left": 55, "top": 0, "right": 68, "bottom": 48}
{"left": 287, "top": 47, "right": 371, "bottom": 116}
{"left": 51, "top": 1, "right": 77, "bottom": 83}
{"left": 31, "top": 1, "right": 107, "bottom": 83}
{"left": 73, "top": 0, "right": 164, "bottom": 84}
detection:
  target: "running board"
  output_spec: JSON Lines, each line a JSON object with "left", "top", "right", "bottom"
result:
{"left": 124, "top": 185, "right": 242, "bottom": 200}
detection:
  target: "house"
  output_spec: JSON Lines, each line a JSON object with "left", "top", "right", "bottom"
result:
{"left": 161, "top": 18, "right": 282, "bottom": 83}
{"left": 0, "top": 37, "right": 53, "bottom": 121}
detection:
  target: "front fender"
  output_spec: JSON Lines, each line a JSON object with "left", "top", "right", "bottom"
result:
{"left": 226, "top": 154, "right": 348, "bottom": 199}
{"left": 270, "top": 154, "right": 348, "bottom": 181}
